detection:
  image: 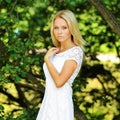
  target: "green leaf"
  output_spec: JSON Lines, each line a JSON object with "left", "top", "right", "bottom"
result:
{"left": 0, "top": 117, "right": 4, "bottom": 120}
{"left": 5, "top": 0, "right": 11, "bottom": 3}
{"left": 0, "top": 0, "right": 2, "bottom": 3}
{"left": 0, "top": 105, "right": 4, "bottom": 111}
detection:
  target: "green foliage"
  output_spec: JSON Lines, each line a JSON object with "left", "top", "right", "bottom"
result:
{"left": 0, "top": 0, "right": 120, "bottom": 120}
{"left": 4, "top": 108, "right": 38, "bottom": 120}
{"left": 0, "top": 105, "right": 4, "bottom": 119}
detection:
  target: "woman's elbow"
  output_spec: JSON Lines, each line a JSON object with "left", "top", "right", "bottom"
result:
{"left": 55, "top": 81, "right": 65, "bottom": 88}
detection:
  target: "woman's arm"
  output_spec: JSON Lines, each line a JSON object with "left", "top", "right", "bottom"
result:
{"left": 44, "top": 47, "right": 77, "bottom": 88}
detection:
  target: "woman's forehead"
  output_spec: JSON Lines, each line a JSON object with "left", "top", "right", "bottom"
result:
{"left": 54, "top": 17, "right": 68, "bottom": 26}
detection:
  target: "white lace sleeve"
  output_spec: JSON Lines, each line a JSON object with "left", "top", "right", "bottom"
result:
{"left": 66, "top": 47, "right": 83, "bottom": 65}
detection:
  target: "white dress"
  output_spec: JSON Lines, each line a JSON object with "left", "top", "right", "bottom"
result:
{"left": 36, "top": 46, "right": 83, "bottom": 120}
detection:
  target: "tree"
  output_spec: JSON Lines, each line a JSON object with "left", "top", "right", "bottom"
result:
{"left": 89, "top": 0, "right": 120, "bottom": 57}
{"left": 0, "top": 0, "right": 120, "bottom": 120}
{"left": 89, "top": 0, "right": 120, "bottom": 36}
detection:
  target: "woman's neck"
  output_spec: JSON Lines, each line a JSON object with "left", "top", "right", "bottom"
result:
{"left": 59, "top": 41, "right": 76, "bottom": 51}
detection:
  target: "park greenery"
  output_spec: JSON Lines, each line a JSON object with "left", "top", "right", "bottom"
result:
{"left": 0, "top": 0, "right": 120, "bottom": 120}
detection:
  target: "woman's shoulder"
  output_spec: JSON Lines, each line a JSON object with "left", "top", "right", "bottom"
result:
{"left": 69, "top": 46, "right": 83, "bottom": 54}
{"left": 55, "top": 46, "right": 83, "bottom": 57}
{"left": 67, "top": 46, "right": 83, "bottom": 62}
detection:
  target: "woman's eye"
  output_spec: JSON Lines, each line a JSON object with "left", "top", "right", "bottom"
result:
{"left": 54, "top": 27, "right": 58, "bottom": 29}
{"left": 62, "top": 26, "right": 67, "bottom": 29}
{"left": 54, "top": 26, "right": 67, "bottom": 30}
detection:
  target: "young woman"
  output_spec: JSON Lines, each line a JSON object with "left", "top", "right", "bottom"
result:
{"left": 36, "top": 9, "right": 85, "bottom": 120}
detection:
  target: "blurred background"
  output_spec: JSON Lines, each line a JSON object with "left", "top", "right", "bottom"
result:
{"left": 0, "top": 0, "right": 120, "bottom": 120}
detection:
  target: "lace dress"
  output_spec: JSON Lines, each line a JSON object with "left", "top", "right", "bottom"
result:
{"left": 36, "top": 46, "right": 83, "bottom": 120}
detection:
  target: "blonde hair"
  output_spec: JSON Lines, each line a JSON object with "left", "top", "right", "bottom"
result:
{"left": 50, "top": 9, "right": 85, "bottom": 49}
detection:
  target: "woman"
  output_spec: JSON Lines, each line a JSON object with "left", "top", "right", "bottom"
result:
{"left": 36, "top": 9, "right": 85, "bottom": 120}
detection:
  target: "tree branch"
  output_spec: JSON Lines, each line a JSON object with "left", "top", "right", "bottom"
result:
{"left": 8, "top": 0, "right": 18, "bottom": 16}
{"left": 97, "top": 75, "right": 120, "bottom": 103}
{"left": 89, "top": 0, "right": 120, "bottom": 36}
{"left": 75, "top": 106, "right": 88, "bottom": 120}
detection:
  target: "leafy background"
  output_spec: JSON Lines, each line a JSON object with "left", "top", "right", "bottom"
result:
{"left": 0, "top": 0, "right": 120, "bottom": 120}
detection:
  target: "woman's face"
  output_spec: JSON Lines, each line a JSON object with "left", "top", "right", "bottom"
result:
{"left": 53, "top": 17, "right": 72, "bottom": 43}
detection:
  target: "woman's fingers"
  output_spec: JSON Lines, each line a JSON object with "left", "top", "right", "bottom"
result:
{"left": 49, "top": 47, "right": 59, "bottom": 54}
{"left": 44, "top": 47, "right": 59, "bottom": 61}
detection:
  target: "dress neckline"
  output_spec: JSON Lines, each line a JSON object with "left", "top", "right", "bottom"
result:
{"left": 56, "top": 46, "right": 79, "bottom": 55}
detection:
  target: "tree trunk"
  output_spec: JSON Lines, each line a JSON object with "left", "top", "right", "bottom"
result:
{"left": 75, "top": 107, "right": 88, "bottom": 120}
{"left": 89, "top": 0, "right": 120, "bottom": 36}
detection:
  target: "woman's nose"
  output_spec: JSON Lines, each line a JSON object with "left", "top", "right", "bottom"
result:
{"left": 58, "top": 29, "right": 62, "bottom": 33}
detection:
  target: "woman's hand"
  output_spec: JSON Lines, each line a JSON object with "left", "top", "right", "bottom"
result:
{"left": 44, "top": 47, "right": 59, "bottom": 62}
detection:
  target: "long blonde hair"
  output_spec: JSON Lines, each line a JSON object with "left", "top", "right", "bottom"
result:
{"left": 50, "top": 9, "right": 85, "bottom": 49}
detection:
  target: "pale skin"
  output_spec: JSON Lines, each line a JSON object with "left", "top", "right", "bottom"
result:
{"left": 44, "top": 17, "right": 77, "bottom": 88}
